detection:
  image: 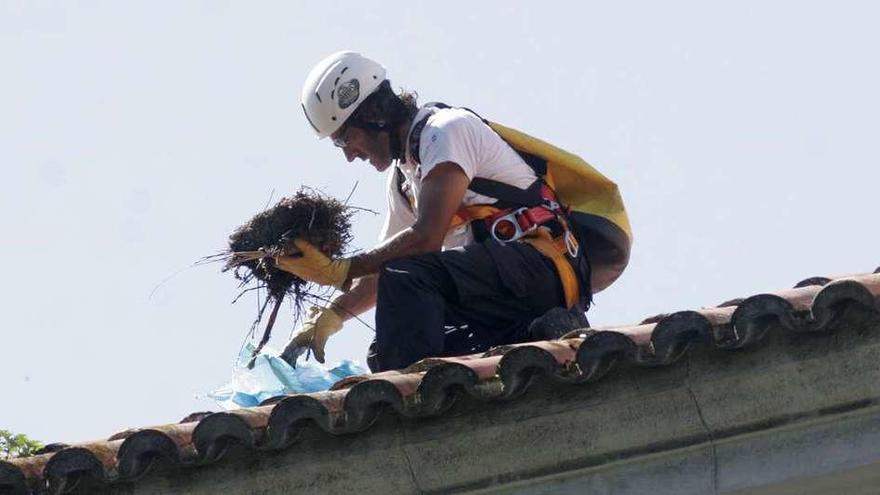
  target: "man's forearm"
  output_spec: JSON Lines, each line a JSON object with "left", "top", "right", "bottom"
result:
{"left": 346, "top": 227, "right": 438, "bottom": 280}
{"left": 329, "top": 274, "right": 379, "bottom": 321}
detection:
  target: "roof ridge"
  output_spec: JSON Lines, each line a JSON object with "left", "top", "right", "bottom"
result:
{"left": 3, "top": 271, "right": 878, "bottom": 494}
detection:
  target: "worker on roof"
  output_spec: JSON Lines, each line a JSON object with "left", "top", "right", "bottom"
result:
{"left": 274, "top": 51, "right": 631, "bottom": 372}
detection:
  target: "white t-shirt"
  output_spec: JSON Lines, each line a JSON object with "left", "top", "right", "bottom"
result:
{"left": 378, "top": 107, "right": 538, "bottom": 249}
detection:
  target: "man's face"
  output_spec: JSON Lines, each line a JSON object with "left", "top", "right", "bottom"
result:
{"left": 330, "top": 124, "right": 393, "bottom": 172}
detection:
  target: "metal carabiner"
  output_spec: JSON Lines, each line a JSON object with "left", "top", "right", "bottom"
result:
{"left": 564, "top": 230, "right": 580, "bottom": 258}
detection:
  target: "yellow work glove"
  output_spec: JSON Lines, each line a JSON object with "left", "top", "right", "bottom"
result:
{"left": 273, "top": 239, "right": 351, "bottom": 290}
{"left": 280, "top": 306, "right": 344, "bottom": 365}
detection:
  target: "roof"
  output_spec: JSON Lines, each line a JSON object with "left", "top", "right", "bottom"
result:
{"left": 2, "top": 269, "right": 879, "bottom": 494}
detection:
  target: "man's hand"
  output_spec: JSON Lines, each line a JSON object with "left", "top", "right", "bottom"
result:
{"left": 280, "top": 306, "right": 344, "bottom": 365}
{"left": 274, "top": 239, "right": 351, "bottom": 290}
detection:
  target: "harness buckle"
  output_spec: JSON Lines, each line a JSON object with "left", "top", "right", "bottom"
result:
{"left": 489, "top": 207, "right": 537, "bottom": 244}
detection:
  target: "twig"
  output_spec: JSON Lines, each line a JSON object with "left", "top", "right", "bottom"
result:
{"left": 231, "top": 285, "right": 266, "bottom": 305}
{"left": 343, "top": 205, "right": 379, "bottom": 215}
{"left": 246, "top": 296, "right": 284, "bottom": 369}
{"left": 344, "top": 181, "right": 359, "bottom": 205}
{"left": 304, "top": 293, "right": 377, "bottom": 333}
{"left": 148, "top": 253, "right": 230, "bottom": 300}
{"left": 223, "top": 250, "right": 269, "bottom": 268}
{"left": 262, "top": 188, "right": 276, "bottom": 212}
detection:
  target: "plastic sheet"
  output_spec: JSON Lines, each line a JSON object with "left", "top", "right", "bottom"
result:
{"left": 206, "top": 343, "right": 367, "bottom": 409}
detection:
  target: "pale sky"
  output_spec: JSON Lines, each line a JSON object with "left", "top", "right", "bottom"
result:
{"left": 2, "top": 1, "right": 878, "bottom": 444}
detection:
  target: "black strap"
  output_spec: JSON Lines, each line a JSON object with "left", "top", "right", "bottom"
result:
{"left": 394, "top": 166, "right": 415, "bottom": 213}
{"left": 468, "top": 177, "right": 544, "bottom": 208}
{"left": 407, "top": 102, "right": 447, "bottom": 165}
{"left": 389, "top": 131, "right": 404, "bottom": 160}
{"left": 409, "top": 102, "right": 548, "bottom": 176}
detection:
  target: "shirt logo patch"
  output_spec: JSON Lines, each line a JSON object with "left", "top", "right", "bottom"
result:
{"left": 337, "top": 79, "right": 360, "bottom": 109}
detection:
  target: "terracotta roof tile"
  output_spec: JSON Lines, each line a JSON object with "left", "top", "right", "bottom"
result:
{"left": 2, "top": 271, "right": 879, "bottom": 494}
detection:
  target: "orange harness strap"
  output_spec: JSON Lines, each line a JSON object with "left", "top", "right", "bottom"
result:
{"left": 522, "top": 230, "right": 580, "bottom": 309}
{"left": 449, "top": 205, "right": 581, "bottom": 309}
{"left": 448, "top": 204, "right": 502, "bottom": 230}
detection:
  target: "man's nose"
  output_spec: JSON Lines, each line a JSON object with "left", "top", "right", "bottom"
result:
{"left": 342, "top": 147, "right": 356, "bottom": 163}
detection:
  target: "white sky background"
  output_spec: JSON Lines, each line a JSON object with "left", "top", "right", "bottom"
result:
{"left": 1, "top": 1, "right": 878, "bottom": 443}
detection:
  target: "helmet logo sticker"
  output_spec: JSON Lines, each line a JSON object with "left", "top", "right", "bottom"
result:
{"left": 337, "top": 79, "right": 360, "bottom": 109}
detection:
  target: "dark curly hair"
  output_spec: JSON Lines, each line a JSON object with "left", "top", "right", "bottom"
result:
{"left": 347, "top": 80, "right": 418, "bottom": 131}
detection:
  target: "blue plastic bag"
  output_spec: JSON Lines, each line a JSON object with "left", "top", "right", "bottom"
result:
{"left": 206, "top": 343, "right": 367, "bottom": 410}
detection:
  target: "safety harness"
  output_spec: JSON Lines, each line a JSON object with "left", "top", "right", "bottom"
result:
{"left": 404, "top": 103, "right": 596, "bottom": 308}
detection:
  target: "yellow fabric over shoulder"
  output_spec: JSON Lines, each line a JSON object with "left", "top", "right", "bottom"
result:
{"left": 487, "top": 121, "right": 632, "bottom": 241}
{"left": 487, "top": 121, "right": 633, "bottom": 292}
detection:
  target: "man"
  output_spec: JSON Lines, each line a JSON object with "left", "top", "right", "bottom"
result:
{"left": 275, "top": 51, "right": 598, "bottom": 372}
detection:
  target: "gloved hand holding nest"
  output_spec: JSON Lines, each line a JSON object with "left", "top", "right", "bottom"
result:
{"left": 272, "top": 239, "right": 352, "bottom": 290}
{"left": 221, "top": 189, "right": 355, "bottom": 367}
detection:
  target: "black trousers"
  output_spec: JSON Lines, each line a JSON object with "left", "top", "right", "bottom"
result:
{"left": 369, "top": 241, "right": 570, "bottom": 372}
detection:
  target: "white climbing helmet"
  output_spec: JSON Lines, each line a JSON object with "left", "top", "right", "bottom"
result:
{"left": 301, "top": 51, "right": 387, "bottom": 139}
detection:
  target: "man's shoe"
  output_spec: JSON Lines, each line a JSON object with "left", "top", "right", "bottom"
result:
{"left": 526, "top": 305, "right": 590, "bottom": 341}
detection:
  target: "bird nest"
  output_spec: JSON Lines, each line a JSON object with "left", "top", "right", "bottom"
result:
{"left": 221, "top": 189, "right": 355, "bottom": 365}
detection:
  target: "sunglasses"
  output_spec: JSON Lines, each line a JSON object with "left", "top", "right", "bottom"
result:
{"left": 332, "top": 124, "right": 350, "bottom": 148}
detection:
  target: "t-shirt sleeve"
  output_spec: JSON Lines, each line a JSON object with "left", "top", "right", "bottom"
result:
{"left": 378, "top": 167, "right": 417, "bottom": 243}
{"left": 417, "top": 112, "right": 484, "bottom": 181}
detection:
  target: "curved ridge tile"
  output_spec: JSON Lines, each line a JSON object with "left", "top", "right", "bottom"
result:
{"left": 369, "top": 371, "right": 425, "bottom": 400}
{"left": 192, "top": 407, "right": 271, "bottom": 463}
{"left": 33, "top": 444, "right": 68, "bottom": 456}
{"left": 574, "top": 330, "right": 639, "bottom": 381}
{"left": 422, "top": 355, "right": 505, "bottom": 400}
{"left": 265, "top": 392, "right": 342, "bottom": 449}
{"left": 771, "top": 286, "right": 824, "bottom": 313}
{"left": 648, "top": 310, "right": 714, "bottom": 365}
{"left": 716, "top": 298, "right": 745, "bottom": 308}
{"left": 342, "top": 378, "right": 407, "bottom": 432}
{"left": 530, "top": 339, "right": 582, "bottom": 380}
{"left": 727, "top": 285, "right": 825, "bottom": 346}
{"left": 695, "top": 305, "right": 737, "bottom": 326}
{"left": 2, "top": 455, "right": 51, "bottom": 495}
{"left": 504, "top": 340, "right": 582, "bottom": 380}
{"left": 794, "top": 276, "right": 832, "bottom": 288}
{"left": 639, "top": 312, "right": 671, "bottom": 324}
{"left": 116, "top": 423, "right": 196, "bottom": 480}
{"left": 0, "top": 461, "right": 28, "bottom": 495}
{"left": 178, "top": 411, "right": 214, "bottom": 424}
{"left": 841, "top": 273, "right": 880, "bottom": 296}
{"left": 449, "top": 355, "right": 503, "bottom": 381}
{"left": 44, "top": 442, "right": 119, "bottom": 494}
{"left": 522, "top": 339, "right": 579, "bottom": 362}
{"left": 810, "top": 275, "right": 880, "bottom": 330}
{"left": 496, "top": 344, "right": 563, "bottom": 399}
{"left": 727, "top": 289, "right": 817, "bottom": 347}
{"left": 416, "top": 363, "right": 480, "bottom": 416}
{"left": 729, "top": 294, "right": 794, "bottom": 347}
{"left": 606, "top": 323, "right": 655, "bottom": 347}
{"left": 329, "top": 374, "right": 371, "bottom": 391}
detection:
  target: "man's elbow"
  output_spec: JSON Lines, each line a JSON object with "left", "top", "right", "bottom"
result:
{"left": 410, "top": 224, "right": 445, "bottom": 253}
